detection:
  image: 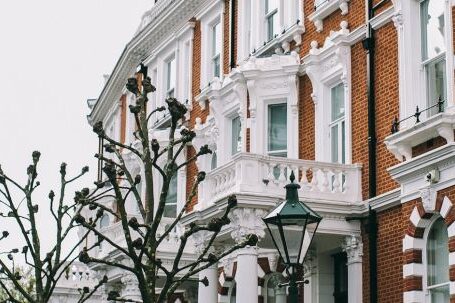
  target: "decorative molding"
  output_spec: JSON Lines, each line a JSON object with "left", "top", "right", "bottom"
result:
{"left": 419, "top": 186, "right": 437, "bottom": 213}
{"left": 228, "top": 208, "right": 267, "bottom": 243}
{"left": 121, "top": 273, "right": 142, "bottom": 300}
{"left": 342, "top": 235, "right": 363, "bottom": 264}
{"left": 308, "top": 0, "right": 350, "bottom": 32}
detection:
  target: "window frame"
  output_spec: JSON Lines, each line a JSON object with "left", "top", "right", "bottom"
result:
{"left": 266, "top": 100, "right": 288, "bottom": 157}
{"left": 423, "top": 216, "right": 450, "bottom": 302}
{"left": 211, "top": 21, "right": 222, "bottom": 79}
{"left": 264, "top": 0, "right": 278, "bottom": 42}
{"left": 165, "top": 55, "right": 176, "bottom": 98}
{"left": 230, "top": 115, "right": 242, "bottom": 156}
{"left": 329, "top": 82, "right": 346, "bottom": 164}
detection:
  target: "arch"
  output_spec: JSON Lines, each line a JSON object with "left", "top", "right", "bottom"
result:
{"left": 263, "top": 272, "right": 286, "bottom": 303}
{"left": 402, "top": 194, "right": 455, "bottom": 303}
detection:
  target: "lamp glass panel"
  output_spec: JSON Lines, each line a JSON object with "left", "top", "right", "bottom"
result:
{"left": 266, "top": 223, "right": 288, "bottom": 263}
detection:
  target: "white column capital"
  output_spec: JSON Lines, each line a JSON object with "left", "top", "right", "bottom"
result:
{"left": 229, "top": 208, "right": 267, "bottom": 243}
{"left": 342, "top": 235, "right": 363, "bottom": 264}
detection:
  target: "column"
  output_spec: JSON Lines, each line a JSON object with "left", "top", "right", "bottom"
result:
{"left": 236, "top": 246, "right": 258, "bottom": 303}
{"left": 198, "top": 263, "right": 219, "bottom": 303}
{"left": 303, "top": 250, "right": 317, "bottom": 303}
{"left": 343, "top": 235, "right": 363, "bottom": 303}
{"left": 121, "top": 273, "right": 142, "bottom": 301}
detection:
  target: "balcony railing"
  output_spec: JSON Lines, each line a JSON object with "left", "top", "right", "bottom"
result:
{"left": 197, "top": 153, "right": 362, "bottom": 210}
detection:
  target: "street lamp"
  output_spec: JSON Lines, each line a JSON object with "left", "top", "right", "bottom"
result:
{"left": 263, "top": 171, "right": 322, "bottom": 303}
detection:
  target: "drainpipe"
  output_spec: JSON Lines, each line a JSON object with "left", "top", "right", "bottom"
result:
{"left": 363, "top": 0, "right": 378, "bottom": 302}
{"left": 229, "top": 0, "right": 236, "bottom": 69}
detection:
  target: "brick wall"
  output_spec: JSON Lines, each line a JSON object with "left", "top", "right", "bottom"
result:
{"left": 298, "top": 75, "right": 315, "bottom": 160}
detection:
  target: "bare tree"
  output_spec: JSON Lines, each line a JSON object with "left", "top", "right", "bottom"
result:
{"left": 0, "top": 153, "right": 107, "bottom": 303}
{"left": 78, "top": 71, "right": 257, "bottom": 303}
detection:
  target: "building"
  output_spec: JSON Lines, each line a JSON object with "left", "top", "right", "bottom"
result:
{"left": 85, "top": 0, "right": 455, "bottom": 302}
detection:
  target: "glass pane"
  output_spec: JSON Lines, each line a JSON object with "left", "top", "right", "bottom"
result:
{"left": 167, "top": 58, "right": 176, "bottom": 92}
{"left": 341, "top": 121, "right": 346, "bottom": 164}
{"left": 213, "top": 55, "right": 220, "bottom": 78}
{"left": 427, "top": 58, "right": 446, "bottom": 116}
{"left": 331, "top": 124, "right": 339, "bottom": 163}
{"left": 164, "top": 174, "right": 177, "bottom": 217}
{"left": 212, "top": 22, "right": 221, "bottom": 57}
{"left": 430, "top": 284, "right": 450, "bottom": 303}
{"left": 331, "top": 83, "right": 345, "bottom": 121}
{"left": 211, "top": 152, "right": 217, "bottom": 170}
{"left": 266, "top": 224, "right": 287, "bottom": 263}
{"left": 231, "top": 116, "right": 242, "bottom": 155}
{"left": 427, "top": 218, "right": 449, "bottom": 286}
{"left": 268, "top": 103, "right": 287, "bottom": 155}
{"left": 421, "top": 0, "right": 445, "bottom": 60}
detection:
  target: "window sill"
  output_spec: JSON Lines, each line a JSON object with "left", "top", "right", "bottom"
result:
{"left": 384, "top": 112, "right": 455, "bottom": 161}
{"left": 308, "top": 0, "right": 350, "bottom": 33}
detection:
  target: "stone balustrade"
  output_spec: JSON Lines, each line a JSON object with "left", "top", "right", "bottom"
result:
{"left": 197, "top": 153, "right": 362, "bottom": 210}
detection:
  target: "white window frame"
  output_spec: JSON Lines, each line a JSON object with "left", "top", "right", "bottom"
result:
{"left": 165, "top": 55, "right": 176, "bottom": 98}
{"left": 230, "top": 115, "right": 242, "bottom": 156}
{"left": 198, "top": 1, "right": 224, "bottom": 87}
{"left": 394, "top": 0, "right": 454, "bottom": 129}
{"left": 423, "top": 216, "right": 450, "bottom": 303}
{"left": 266, "top": 100, "right": 288, "bottom": 157}
{"left": 420, "top": 0, "right": 448, "bottom": 117}
{"left": 329, "top": 82, "right": 346, "bottom": 164}
{"left": 211, "top": 21, "right": 222, "bottom": 79}
{"left": 265, "top": 0, "right": 279, "bottom": 42}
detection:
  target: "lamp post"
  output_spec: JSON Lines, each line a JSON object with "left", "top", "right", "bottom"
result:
{"left": 263, "top": 171, "right": 322, "bottom": 303}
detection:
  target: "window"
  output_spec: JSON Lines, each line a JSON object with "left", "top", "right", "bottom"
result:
{"left": 212, "top": 22, "right": 221, "bottom": 78}
{"left": 264, "top": 274, "right": 285, "bottom": 303}
{"left": 99, "top": 214, "right": 110, "bottom": 229}
{"left": 426, "top": 218, "right": 449, "bottom": 302}
{"left": 421, "top": 0, "right": 446, "bottom": 115}
{"left": 267, "top": 103, "right": 287, "bottom": 157}
{"left": 166, "top": 57, "right": 176, "bottom": 98}
{"left": 164, "top": 174, "right": 177, "bottom": 217}
{"left": 265, "top": 0, "right": 278, "bottom": 41}
{"left": 231, "top": 116, "right": 242, "bottom": 155}
{"left": 330, "top": 83, "right": 346, "bottom": 164}
{"left": 211, "top": 151, "right": 217, "bottom": 170}
{"left": 333, "top": 252, "right": 348, "bottom": 303}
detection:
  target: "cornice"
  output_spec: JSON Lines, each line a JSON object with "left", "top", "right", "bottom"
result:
{"left": 369, "top": 6, "right": 395, "bottom": 30}
{"left": 368, "top": 188, "right": 401, "bottom": 212}
{"left": 88, "top": 0, "right": 210, "bottom": 126}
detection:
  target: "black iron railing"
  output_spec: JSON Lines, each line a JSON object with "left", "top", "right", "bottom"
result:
{"left": 390, "top": 97, "right": 445, "bottom": 134}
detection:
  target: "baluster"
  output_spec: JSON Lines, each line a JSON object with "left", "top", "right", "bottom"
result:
{"left": 300, "top": 166, "right": 309, "bottom": 189}
{"left": 268, "top": 163, "right": 276, "bottom": 183}
{"left": 342, "top": 170, "right": 347, "bottom": 193}
{"left": 310, "top": 168, "right": 319, "bottom": 191}
{"left": 321, "top": 169, "right": 329, "bottom": 192}
{"left": 332, "top": 169, "right": 341, "bottom": 192}
{"left": 278, "top": 164, "right": 287, "bottom": 183}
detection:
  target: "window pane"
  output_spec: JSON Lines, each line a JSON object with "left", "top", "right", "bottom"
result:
{"left": 213, "top": 22, "right": 221, "bottom": 57}
{"left": 164, "top": 174, "right": 177, "bottom": 217}
{"left": 341, "top": 121, "right": 346, "bottom": 164}
{"left": 231, "top": 116, "right": 242, "bottom": 155}
{"left": 331, "top": 124, "right": 339, "bottom": 163}
{"left": 268, "top": 103, "right": 287, "bottom": 155}
{"left": 331, "top": 83, "right": 345, "bottom": 121}
{"left": 427, "top": 58, "right": 446, "bottom": 116}
{"left": 211, "top": 152, "right": 217, "bottom": 170}
{"left": 427, "top": 218, "right": 449, "bottom": 286}
{"left": 430, "top": 284, "right": 450, "bottom": 303}
{"left": 421, "top": 0, "right": 445, "bottom": 60}
{"left": 213, "top": 55, "right": 220, "bottom": 78}
{"left": 167, "top": 58, "right": 176, "bottom": 92}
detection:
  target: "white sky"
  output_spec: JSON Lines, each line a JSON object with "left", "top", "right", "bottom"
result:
{"left": 0, "top": 1, "right": 151, "bottom": 255}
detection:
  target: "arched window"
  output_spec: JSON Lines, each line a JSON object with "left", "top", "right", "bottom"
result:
{"left": 99, "top": 214, "right": 110, "bottom": 229}
{"left": 426, "top": 217, "right": 449, "bottom": 302}
{"left": 211, "top": 151, "right": 217, "bottom": 170}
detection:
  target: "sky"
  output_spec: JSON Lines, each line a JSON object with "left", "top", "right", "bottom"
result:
{"left": 0, "top": 0, "right": 151, "bottom": 254}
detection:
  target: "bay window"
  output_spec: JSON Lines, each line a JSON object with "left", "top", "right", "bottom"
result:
{"left": 166, "top": 56, "right": 176, "bottom": 98}
{"left": 421, "top": 0, "right": 447, "bottom": 116}
{"left": 231, "top": 116, "right": 242, "bottom": 156}
{"left": 164, "top": 173, "right": 177, "bottom": 217}
{"left": 267, "top": 103, "right": 287, "bottom": 157}
{"left": 265, "top": 0, "right": 278, "bottom": 41}
{"left": 330, "top": 83, "right": 346, "bottom": 164}
{"left": 426, "top": 217, "right": 449, "bottom": 302}
{"left": 212, "top": 22, "right": 221, "bottom": 78}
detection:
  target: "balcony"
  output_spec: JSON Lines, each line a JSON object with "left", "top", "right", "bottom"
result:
{"left": 195, "top": 153, "right": 363, "bottom": 213}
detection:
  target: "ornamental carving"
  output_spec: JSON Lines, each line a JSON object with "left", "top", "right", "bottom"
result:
{"left": 420, "top": 186, "right": 437, "bottom": 213}
{"left": 228, "top": 208, "right": 267, "bottom": 243}
{"left": 342, "top": 235, "right": 363, "bottom": 264}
